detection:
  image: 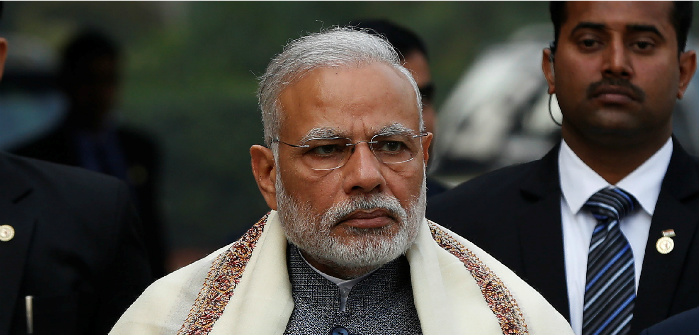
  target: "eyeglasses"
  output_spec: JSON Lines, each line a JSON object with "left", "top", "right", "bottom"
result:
{"left": 273, "top": 132, "right": 430, "bottom": 171}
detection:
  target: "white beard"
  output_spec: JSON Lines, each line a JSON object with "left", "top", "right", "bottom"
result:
{"left": 276, "top": 174, "right": 426, "bottom": 272}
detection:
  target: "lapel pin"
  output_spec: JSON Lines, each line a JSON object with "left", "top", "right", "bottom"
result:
{"left": 656, "top": 229, "right": 676, "bottom": 254}
{"left": 0, "top": 224, "right": 15, "bottom": 242}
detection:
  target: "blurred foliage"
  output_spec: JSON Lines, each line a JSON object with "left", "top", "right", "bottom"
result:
{"left": 8, "top": 2, "right": 688, "bottom": 250}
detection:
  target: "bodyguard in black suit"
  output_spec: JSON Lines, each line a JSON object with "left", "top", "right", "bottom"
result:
{"left": 428, "top": 140, "right": 699, "bottom": 335}
{"left": 427, "top": 2, "right": 698, "bottom": 335}
{"left": 0, "top": 10, "right": 152, "bottom": 334}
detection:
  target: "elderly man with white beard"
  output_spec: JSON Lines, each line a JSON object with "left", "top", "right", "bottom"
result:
{"left": 110, "top": 27, "right": 573, "bottom": 335}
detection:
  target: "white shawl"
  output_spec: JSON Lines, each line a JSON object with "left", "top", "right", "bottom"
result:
{"left": 111, "top": 211, "right": 573, "bottom": 335}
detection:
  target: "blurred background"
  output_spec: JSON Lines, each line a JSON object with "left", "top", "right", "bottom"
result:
{"left": 1, "top": 2, "right": 697, "bottom": 272}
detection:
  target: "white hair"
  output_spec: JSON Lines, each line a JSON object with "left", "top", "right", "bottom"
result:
{"left": 257, "top": 26, "right": 423, "bottom": 148}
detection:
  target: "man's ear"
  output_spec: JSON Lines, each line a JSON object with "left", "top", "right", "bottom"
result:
{"left": 250, "top": 144, "right": 277, "bottom": 210}
{"left": 677, "top": 50, "right": 697, "bottom": 99}
{"left": 421, "top": 132, "right": 433, "bottom": 166}
{"left": 0, "top": 38, "right": 8, "bottom": 80}
{"left": 542, "top": 48, "right": 556, "bottom": 94}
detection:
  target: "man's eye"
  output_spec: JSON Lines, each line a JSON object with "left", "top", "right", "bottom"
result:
{"left": 633, "top": 40, "right": 654, "bottom": 51}
{"left": 581, "top": 39, "right": 599, "bottom": 48}
{"left": 309, "top": 144, "right": 344, "bottom": 156}
{"left": 377, "top": 141, "right": 406, "bottom": 153}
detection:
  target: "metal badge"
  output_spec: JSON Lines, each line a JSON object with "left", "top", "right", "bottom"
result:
{"left": 656, "top": 229, "right": 676, "bottom": 254}
{"left": 0, "top": 225, "right": 15, "bottom": 242}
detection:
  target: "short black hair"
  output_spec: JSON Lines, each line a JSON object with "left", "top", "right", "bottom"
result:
{"left": 549, "top": 1, "right": 693, "bottom": 56}
{"left": 352, "top": 19, "right": 429, "bottom": 61}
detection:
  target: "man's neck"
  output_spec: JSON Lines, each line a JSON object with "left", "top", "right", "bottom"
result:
{"left": 562, "top": 131, "right": 671, "bottom": 185}
{"left": 299, "top": 249, "right": 382, "bottom": 280}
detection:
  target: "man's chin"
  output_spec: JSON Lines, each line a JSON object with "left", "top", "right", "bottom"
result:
{"left": 302, "top": 234, "right": 409, "bottom": 269}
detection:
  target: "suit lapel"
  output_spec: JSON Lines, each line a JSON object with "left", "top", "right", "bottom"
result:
{"left": 518, "top": 145, "right": 571, "bottom": 320}
{"left": 632, "top": 142, "right": 699, "bottom": 333}
{"left": 0, "top": 154, "right": 36, "bottom": 334}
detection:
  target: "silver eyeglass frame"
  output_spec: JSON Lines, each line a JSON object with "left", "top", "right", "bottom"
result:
{"left": 272, "top": 132, "right": 430, "bottom": 171}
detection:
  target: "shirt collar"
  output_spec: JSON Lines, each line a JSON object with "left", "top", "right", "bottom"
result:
{"left": 559, "top": 138, "right": 672, "bottom": 216}
{"left": 297, "top": 247, "right": 375, "bottom": 287}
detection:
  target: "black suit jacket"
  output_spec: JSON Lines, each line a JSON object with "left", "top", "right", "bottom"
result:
{"left": 0, "top": 152, "right": 153, "bottom": 335}
{"left": 11, "top": 124, "right": 167, "bottom": 278}
{"left": 639, "top": 307, "right": 699, "bottom": 335}
{"left": 426, "top": 139, "right": 699, "bottom": 335}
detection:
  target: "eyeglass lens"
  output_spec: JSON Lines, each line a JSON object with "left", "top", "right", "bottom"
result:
{"left": 300, "top": 134, "right": 422, "bottom": 171}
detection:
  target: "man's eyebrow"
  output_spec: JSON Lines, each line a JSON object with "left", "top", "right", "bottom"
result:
{"left": 300, "top": 123, "right": 417, "bottom": 141}
{"left": 301, "top": 128, "right": 342, "bottom": 142}
{"left": 571, "top": 22, "right": 606, "bottom": 35}
{"left": 571, "top": 22, "right": 665, "bottom": 40}
{"left": 626, "top": 24, "right": 665, "bottom": 40}
{"left": 376, "top": 123, "right": 416, "bottom": 136}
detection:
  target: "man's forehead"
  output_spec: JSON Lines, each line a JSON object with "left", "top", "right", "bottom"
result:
{"left": 563, "top": 2, "right": 674, "bottom": 29}
{"left": 278, "top": 61, "right": 421, "bottom": 138}
{"left": 281, "top": 63, "right": 408, "bottom": 101}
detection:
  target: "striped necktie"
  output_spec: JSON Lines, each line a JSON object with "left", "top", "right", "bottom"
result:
{"left": 582, "top": 187, "right": 638, "bottom": 335}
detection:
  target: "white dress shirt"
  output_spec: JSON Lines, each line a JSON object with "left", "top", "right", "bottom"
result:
{"left": 558, "top": 138, "right": 672, "bottom": 335}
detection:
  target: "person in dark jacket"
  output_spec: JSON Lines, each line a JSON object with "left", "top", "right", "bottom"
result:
{"left": 427, "top": 2, "right": 698, "bottom": 335}
{"left": 0, "top": 6, "right": 153, "bottom": 333}
{"left": 12, "top": 29, "right": 168, "bottom": 278}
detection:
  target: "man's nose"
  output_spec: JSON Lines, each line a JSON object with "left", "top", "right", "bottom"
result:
{"left": 602, "top": 38, "right": 634, "bottom": 79}
{"left": 341, "top": 142, "right": 386, "bottom": 194}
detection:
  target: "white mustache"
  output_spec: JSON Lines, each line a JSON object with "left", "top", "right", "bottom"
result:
{"left": 321, "top": 194, "right": 407, "bottom": 227}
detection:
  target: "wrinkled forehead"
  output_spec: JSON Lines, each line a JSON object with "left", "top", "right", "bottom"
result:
{"left": 278, "top": 63, "right": 422, "bottom": 140}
